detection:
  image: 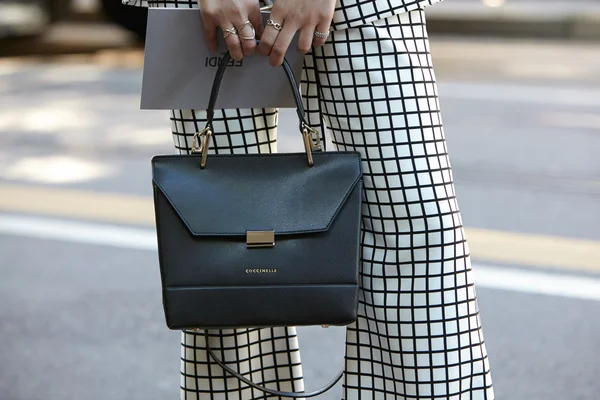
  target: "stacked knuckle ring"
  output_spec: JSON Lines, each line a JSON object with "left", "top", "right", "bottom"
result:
{"left": 222, "top": 26, "right": 238, "bottom": 39}
{"left": 314, "top": 31, "right": 330, "bottom": 39}
{"left": 266, "top": 19, "right": 283, "bottom": 31}
{"left": 237, "top": 20, "right": 256, "bottom": 40}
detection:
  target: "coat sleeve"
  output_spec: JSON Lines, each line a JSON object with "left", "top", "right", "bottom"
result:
{"left": 122, "top": 0, "right": 148, "bottom": 7}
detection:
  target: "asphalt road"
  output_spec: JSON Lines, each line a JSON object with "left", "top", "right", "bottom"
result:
{"left": 1, "top": 34, "right": 600, "bottom": 400}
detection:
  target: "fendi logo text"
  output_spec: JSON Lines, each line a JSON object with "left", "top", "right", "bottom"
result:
{"left": 205, "top": 53, "right": 244, "bottom": 68}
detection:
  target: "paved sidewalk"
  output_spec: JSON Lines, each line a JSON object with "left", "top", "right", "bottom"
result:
{"left": 427, "top": 1, "right": 600, "bottom": 39}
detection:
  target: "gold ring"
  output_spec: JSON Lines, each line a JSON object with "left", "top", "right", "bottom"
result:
{"left": 222, "top": 26, "right": 238, "bottom": 38}
{"left": 266, "top": 19, "right": 283, "bottom": 31}
{"left": 237, "top": 20, "right": 256, "bottom": 40}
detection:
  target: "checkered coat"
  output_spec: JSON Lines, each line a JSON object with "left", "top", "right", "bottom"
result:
{"left": 121, "top": 0, "right": 443, "bottom": 30}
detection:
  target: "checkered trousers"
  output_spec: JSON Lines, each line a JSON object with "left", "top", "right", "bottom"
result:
{"left": 167, "top": 7, "right": 495, "bottom": 400}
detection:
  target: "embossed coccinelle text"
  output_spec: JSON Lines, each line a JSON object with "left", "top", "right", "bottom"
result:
{"left": 245, "top": 268, "right": 277, "bottom": 274}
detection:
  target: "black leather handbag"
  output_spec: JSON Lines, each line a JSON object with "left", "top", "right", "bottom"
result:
{"left": 151, "top": 53, "right": 363, "bottom": 398}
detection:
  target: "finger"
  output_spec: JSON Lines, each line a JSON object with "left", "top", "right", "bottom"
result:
{"left": 257, "top": 16, "right": 284, "bottom": 57}
{"left": 236, "top": 20, "right": 258, "bottom": 57}
{"left": 202, "top": 16, "right": 219, "bottom": 54}
{"left": 312, "top": 21, "right": 331, "bottom": 48}
{"left": 221, "top": 23, "right": 244, "bottom": 61}
{"left": 248, "top": 4, "right": 264, "bottom": 39}
{"left": 297, "top": 26, "right": 315, "bottom": 55}
{"left": 270, "top": 23, "right": 296, "bottom": 67}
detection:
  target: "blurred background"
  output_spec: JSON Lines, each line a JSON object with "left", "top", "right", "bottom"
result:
{"left": 0, "top": 0, "right": 599, "bottom": 399}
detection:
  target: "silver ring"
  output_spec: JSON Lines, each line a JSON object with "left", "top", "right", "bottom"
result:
{"left": 222, "top": 26, "right": 238, "bottom": 38}
{"left": 237, "top": 20, "right": 256, "bottom": 40}
{"left": 314, "top": 31, "right": 330, "bottom": 39}
{"left": 266, "top": 19, "right": 283, "bottom": 31}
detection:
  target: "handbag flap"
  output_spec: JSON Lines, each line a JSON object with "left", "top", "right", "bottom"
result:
{"left": 152, "top": 152, "right": 362, "bottom": 236}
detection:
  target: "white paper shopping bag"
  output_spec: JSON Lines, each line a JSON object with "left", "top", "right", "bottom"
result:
{"left": 141, "top": 9, "right": 305, "bottom": 110}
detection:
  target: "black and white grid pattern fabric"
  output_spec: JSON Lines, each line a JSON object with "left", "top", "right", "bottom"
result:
{"left": 161, "top": 7, "right": 496, "bottom": 400}
{"left": 121, "top": 0, "right": 442, "bottom": 31}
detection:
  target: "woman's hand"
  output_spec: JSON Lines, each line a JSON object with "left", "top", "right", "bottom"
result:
{"left": 198, "top": 0, "right": 264, "bottom": 61}
{"left": 257, "top": 0, "right": 336, "bottom": 67}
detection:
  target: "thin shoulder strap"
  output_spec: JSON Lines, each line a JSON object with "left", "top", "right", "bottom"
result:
{"left": 204, "top": 331, "right": 344, "bottom": 398}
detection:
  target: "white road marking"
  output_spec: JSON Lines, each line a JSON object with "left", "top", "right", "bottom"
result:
{"left": 0, "top": 214, "right": 156, "bottom": 251}
{"left": 1, "top": 214, "right": 600, "bottom": 301}
{"left": 472, "top": 265, "right": 600, "bottom": 302}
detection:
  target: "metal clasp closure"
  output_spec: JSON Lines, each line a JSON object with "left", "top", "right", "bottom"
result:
{"left": 191, "top": 127, "right": 213, "bottom": 169}
{"left": 246, "top": 231, "right": 275, "bottom": 248}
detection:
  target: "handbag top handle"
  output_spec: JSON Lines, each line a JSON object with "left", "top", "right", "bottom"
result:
{"left": 191, "top": 49, "right": 324, "bottom": 169}
{"left": 205, "top": 50, "right": 309, "bottom": 132}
